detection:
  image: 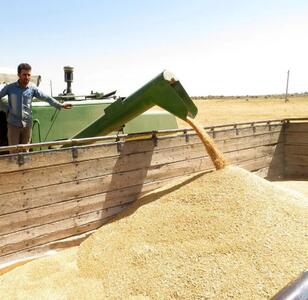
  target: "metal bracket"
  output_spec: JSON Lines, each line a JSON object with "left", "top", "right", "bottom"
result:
{"left": 283, "top": 119, "right": 289, "bottom": 130}
{"left": 234, "top": 124, "right": 239, "bottom": 136}
{"left": 116, "top": 136, "right": 122, "bottom": 153}
{"left": 251, "top": 123, "right": 256, "bottom": 134}
{"left": 184, "top": 130, "right": 189, "bottom": 143}
{"left": 72, "top": 146, "right": 78, "bottom": 159}
{"left": 211, "top": 127, "right": 216, "bottom": 139}
{"left": 17, "top": 154, "right": 24, "bottom": 166}
{"left": 152, "top": 131, "right": 158, "bottom": 147}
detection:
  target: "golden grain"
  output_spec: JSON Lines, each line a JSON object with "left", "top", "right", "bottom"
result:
{"left": 0, "top": 166, "right": 307, "bottom": 299}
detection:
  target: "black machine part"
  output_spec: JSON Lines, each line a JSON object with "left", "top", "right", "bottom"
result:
{"left": 63, "top": 66, "right": 74, "bottom": 95}
{"left": 0, "top": 112, "right": 8, "bottom": 146}
{"left": 271, "top": 271, "right": 308, "bottom": 300}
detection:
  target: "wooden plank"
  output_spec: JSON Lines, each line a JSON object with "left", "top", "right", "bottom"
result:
{"left": 284, "top": 165, "right": 308, "bottom": 178}
{"left": 0, "top": 231, "right": 93, "bottom": 267}
{"left": 0, "top": 131, "right": 283, "bottom": 194}
{"left": 0, "top": 162, "right": 279, "bottom": 267}
{"left": 285, "top": 132, "right": 308, "bottom": 145}
{"left": 218, "top": 131, "right": 283, "bottom": 153}
{"left": 285, "top": 154, "right": 308, "bottom": 166}
{"left": 0, "top": 205, "right": 127, "bottom": 256}
{"left": 237, "top": 154, "right": 283, "bottom": 172}
{"left": 0, "top": 144, "right": 282, "bottom": 236}
{"left": 0, "top": 172, "right": 207, "bottom": 265}
{"left": 284, "top": 122, "right": 308, "bottom": 132}
{"left": 0, "top": 124, "right": 282, "bottom": 174}
{"left": 0, "top": 143, "right": 209, "bottom": 194}
{"left": 0, "top": 135, "right": 196, "bottom": 174}
{"left": 0, "top": 155, "right": 285, "bottom": 258}
{"left": 254, "top": 123, "right": 283, "bottom": 134}
{"left": 210, "top": 124, "right": 282, "bottom": 141}
{"left": 0, "top": 142, "right": 119, "bottom": 174}
{"left": 0, "top": 137, "right": 164, "bottom": 175}
{"left": 0, "top": 172, "right": 203, "bottom": 236}
{"left": 233, "top": 145, "right": 284, "bottom": 177}
{"left": 0, "top": 192, "right": 134, "bottom": 237}
{"left": 284, "top": 144, "right": 308, "bottom": 156}
{"left": 0, "top": 218, "right": 101, "bottom": 258}
{"left": 0, "top": 154, "right": 285, "bottom": 257}
{"left": 268, "top": 154, "right": 285, "bottom": 179}
{"left": 238, "top": 156, "right": 272, "bottom": 171}
{"left": 0, "top": 156, "right": 213, "bottom": 215}
{"left": 0, "top": 121, "right": 287, "bottom": 261}
{"left": 0, "top": 142, "right": 284, "bottom": 215}
{"left": 225, "top": 144, "right": 282, "bottom": 165}
{"left": 126, "top": 126, "right": 279, "bottom": 152}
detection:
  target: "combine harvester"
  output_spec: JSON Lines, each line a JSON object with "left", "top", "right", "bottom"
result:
{"left": 0, "top": 67, "right": 180, "bottom": 147}
{"left": 0, "top": 69, "right": 307, "bottom": 297}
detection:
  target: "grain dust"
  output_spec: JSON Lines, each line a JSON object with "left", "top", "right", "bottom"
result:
{"left": 0, "top": 166, "right": 307, "bottom": 299}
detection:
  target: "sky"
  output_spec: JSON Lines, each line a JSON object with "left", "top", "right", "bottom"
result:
{"left": 1, "top": 0, "right": 308, "bottom": 97}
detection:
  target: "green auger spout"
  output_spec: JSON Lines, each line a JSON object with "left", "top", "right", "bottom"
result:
{"left": 71, "top": 70, "right": 198, "bottom": 140}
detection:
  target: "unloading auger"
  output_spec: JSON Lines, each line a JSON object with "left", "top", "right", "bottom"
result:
{"left": 70, "top": 70, "right": 198, "bottom": 142}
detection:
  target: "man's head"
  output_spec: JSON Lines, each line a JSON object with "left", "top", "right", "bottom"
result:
{"left": 17, "top": 63, "right": 32, "bottom": 88}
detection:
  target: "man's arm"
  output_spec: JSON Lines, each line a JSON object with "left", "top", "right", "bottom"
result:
{"left": 33, "top": 88, "right": 72, "bottom": 109}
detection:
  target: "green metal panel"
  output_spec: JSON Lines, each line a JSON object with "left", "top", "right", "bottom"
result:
{"left": 31, "top": 101, "right": 108, "bottom": 143}
{"left": 31, "top": 100, "right": 177, "bottom": 143}
{"left": 124, "top": 111, "right": 177, "bottom": 134}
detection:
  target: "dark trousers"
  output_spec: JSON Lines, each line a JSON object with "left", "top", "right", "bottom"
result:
{"left": 7, "top": 123, "right": 32, "bottom": 153}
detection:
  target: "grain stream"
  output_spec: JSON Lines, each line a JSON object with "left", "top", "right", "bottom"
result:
{"left": 185, "top": 117, "right": 227, "bottom": 169}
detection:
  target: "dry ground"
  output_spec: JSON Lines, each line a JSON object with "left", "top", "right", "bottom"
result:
{"left": 177, "top": 95, "right": 308, "bottom": 127}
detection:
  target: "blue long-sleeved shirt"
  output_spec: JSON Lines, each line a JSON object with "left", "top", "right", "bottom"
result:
{"left": 0, "top": 81, "right": 63, "bottom": 127}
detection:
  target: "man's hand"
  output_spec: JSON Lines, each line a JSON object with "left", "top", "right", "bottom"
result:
{"left": 63, "top": 103, "right": 73, "bottom": 109}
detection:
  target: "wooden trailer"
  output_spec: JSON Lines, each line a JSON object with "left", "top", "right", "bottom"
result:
{"left": 0, "top": 118, "right": 307, "bottom": 271}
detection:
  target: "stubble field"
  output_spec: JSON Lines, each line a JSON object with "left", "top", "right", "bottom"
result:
{"left": 177, "top": 95, "right": 308, "bottom": 127}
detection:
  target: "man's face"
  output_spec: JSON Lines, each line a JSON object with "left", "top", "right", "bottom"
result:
{"left": 18, "top": 69, "right": 31, "bottom": 87}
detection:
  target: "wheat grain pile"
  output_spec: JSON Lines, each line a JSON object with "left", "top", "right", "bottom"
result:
{"left": 0, "top": 166, "right": 307, "bottom": 299}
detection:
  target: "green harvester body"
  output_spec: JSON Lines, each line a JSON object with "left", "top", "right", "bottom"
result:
{"left": 72, "top": 70, "right": 197, "bottom": 140}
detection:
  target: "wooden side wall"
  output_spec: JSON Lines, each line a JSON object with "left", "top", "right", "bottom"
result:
{"left": 0, "top": 122, "right": 284, "bottom": 264}
{"left": 284, "top": 121, "right": 308, "bottom": 178}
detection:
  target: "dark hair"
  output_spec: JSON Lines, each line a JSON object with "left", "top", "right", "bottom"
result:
{"left": 17, "top": 63, "right": 32, "bottom": 74}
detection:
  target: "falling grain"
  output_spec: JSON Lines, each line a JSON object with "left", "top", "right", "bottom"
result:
{"left": 185, "top": 117, "right": 227, "bottom": 169}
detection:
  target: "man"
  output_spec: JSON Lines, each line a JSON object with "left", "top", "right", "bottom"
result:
{"left": 0, "top": 63, "right": 72, "bottom": 150}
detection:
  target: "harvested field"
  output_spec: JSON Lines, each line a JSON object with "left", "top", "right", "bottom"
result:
{"left": 0, "top": 166, "right": 307, "bottom": 299}
{"left": 176, "top": 95, "right": 308, "bottom": 127}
